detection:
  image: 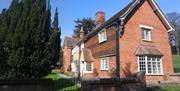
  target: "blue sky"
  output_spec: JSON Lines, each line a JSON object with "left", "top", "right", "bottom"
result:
{"left": 0, "top": 0, "right": 180, "bottom": 41}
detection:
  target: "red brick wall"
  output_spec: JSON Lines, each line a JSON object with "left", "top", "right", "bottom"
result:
{"left": 84, "top": 26, "right": 116, "bottom": 78}
{"left": 85, "top": 26, "right": 116, "bottom": 57}
{"left": 120, "top": 0, "right": 174, "bottom": 81}
{"left": 92, "top": 56, "right": 116, "bottom": 78}
{"left": 83, "top": 0, "right": 174, "bottom": 81}
{"left": 63, "top": 47, "right": 72, "bottom": 72}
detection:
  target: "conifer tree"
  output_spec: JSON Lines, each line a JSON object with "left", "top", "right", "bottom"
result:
{"left": 0, "top": 0, "right": 53, "bottom": 78}
{"left": 49, "top": 7, "right": 61, "bottom": 68}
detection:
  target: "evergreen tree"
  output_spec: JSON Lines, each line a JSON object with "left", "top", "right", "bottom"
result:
{"left": 0, "top": 9, "right": 9, "bottom": 78}
{"left": 0, "top": 0, "right": 53, "bottom": 78}
{"left": 49, "top": 7, "right": 61, "bottom": 68}
{"left": 73, "top": 18, "right": 95, "bottom": 37}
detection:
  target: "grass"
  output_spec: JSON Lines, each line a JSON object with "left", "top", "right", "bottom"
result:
{"left": 45, "top": 73, "right": 80, "bottom": 91}
{"left": 147, "top": 85, "right": 180, "bottom": 91}
{"left": 44, "top": 55, "right": 180, "bottom": 91}
{"left": 45, "top": 73, "right": 62, "bottom": 80}
{"left": 147, "top": 55, "right": 180, "bottom": 91}
{"left": 172, "top": 55, "right": 180, "bottom": 73}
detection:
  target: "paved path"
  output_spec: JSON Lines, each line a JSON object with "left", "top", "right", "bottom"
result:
{"left": 57, "top": 73, "right": 72, "bottom": 78}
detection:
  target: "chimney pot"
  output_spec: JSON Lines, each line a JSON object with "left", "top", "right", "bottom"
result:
{"left": 80, "top": 27, "right": 84, "bottom": 39}
{"left": 95, "top": 11, "right": 105, "bottom": 28}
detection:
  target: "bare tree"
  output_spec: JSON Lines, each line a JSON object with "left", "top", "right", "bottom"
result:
{"left": 167, "top": 12, "right": 180, "bottom": 54}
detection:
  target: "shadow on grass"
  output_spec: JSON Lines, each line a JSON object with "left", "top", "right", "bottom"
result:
{"left": 146, "top": 85, "right": 180, "bottom": 91}
{"left": 146, "top": 86, "right": 163, "bottom": 91}
{"left": 53, "top": 78, "right": 80, "bottom": 91}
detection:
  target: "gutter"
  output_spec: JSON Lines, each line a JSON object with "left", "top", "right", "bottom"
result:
{"left": 114, "top": 0, "right": 141, "bottom": 80}
{"left": 75, "top": 0, "right": 142, "bottom": 80}
{"left": 76, "top": 0, "right": 141, "bottom": 46}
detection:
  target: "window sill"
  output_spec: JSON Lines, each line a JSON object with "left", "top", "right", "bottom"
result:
{"left": 83, "top": 71, "right": 93, "bottom": 74}
{"left": 145, "top": 74, "right": 164, "bottom": 76}
{"left": 101, "top": 69, "right": 108, "bottom": 71}
{"left": 99, "top": 40, "right": 107, "bottom": 44}
{"left": 142, "top": 39, "right": 152, "bottom": 42}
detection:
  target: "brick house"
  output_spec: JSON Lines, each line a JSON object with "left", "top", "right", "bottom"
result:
{"left": 63, "top": 0, "right": 175, "bottom": 83}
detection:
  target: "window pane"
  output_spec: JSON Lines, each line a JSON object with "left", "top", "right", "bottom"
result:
{"left": 86, "top": 62, "right": 92, "bottom": 71}
{"left": 147, "top": 57, "right": 152, "bottom": 74}
{"left": 101, "top": 58, "right": 108, "bottom": 70}
{"left": 142, "top": 30, "right": 145, "bottom": 40}
{"left": 99, "top": 29, "right": 107, "bottom": 42}
{"left": 142, "top": 28, "right": 151, "bottom": 41}
{"left": 157, "top": 62, "right": 161, "bottom": 73}
{"left": 138, "top": 56, "right": 162, "bottom": 75}
{"left": 152, "top": 61, "right": 157, "bottom": 74}
{"left": 139, "top": 56, "right": 146, "bottom": 72}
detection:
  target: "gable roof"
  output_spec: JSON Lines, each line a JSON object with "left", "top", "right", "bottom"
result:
{"left": 148, "top": 0, "right": 174, "bottom": 32}
{"left": 76, "top": 0, "right": 174, "bottom": 45}
{"left": 63, "top": 37, "right": 81, "bottom": 48}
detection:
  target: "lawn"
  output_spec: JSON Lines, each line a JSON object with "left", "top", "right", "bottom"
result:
{"left": 44, "top": 55, "right": 180, "bottom": 91}
{"left": 147, "top": 85, "right": 180, "bottom": 91}
{"left": 45, "top": 73, "right": 80, "bottom": 91}
{"left": 172, "top": 55, "right": 180, "bottom": 73}
{"left": 45, "top": 73, "right": 62, "bottom": 80}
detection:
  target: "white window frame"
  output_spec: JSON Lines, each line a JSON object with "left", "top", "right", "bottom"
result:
{"left": 98, "top": 28, "right": 107, "bottom": 43}
{"left": 84, "top": 62, "right": 93, "bottom": 73}
{"left": 101, "top": 58, "right": 109, "bottom": 70}
{"left": 137, "top": 56, "right": 163, "bottom": 75}
{"left": 140, "top": 25, "right": 153, "bottom": 41}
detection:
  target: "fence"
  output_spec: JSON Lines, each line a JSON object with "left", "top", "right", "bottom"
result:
{"left": 51, "top": 76, "right": 146, "bottom": 91}
{"left": 0, "top": 75, "right": 145, "bottom": 91}
{"left": 52, "top": 78, "right": 80, "bottom": 91}
{"left": 81, "top": 78, "right": 146, "bottom": 91}
{"left": 0, "top": 79, "right": 52, "bottom": 91}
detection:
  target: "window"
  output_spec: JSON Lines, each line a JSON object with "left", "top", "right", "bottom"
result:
{"left": 141, "top": 28, "right": 151, "bottom": 41}
{"left": 101, "top": 58, "right": 108, "bottom": 70}
{"left": 84, "top": 62, "right": 93, "bottom": 73}
{"left": 98, "top": 28, "right": 107, "bottom": 43}
{"left": 138, "top": 56, "right": 163, "bottom": 75}
{"left": 86, "top": 62, "right": 92, "bottom": 71}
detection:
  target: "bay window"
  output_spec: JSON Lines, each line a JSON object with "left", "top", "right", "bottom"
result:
{"left": 138, "top": 56, "right": 163, "bottom": 75}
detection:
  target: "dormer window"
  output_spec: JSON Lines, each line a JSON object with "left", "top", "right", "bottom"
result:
{"left": 140, "top": 25, "right": 153, "bottom": 41}
{"left": 98, "top": 28, "right": 107, "bottom": 43}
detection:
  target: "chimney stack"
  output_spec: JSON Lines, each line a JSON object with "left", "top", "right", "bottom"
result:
{"left": 95, "top": 11, "right": 105, "bottom": 28}
{"left": 80, "top": 27, "right": 84, "bottom": 39}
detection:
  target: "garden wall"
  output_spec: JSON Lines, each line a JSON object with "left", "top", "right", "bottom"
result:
{"left": 170, "top": 73, "right": 180, "bottom": 84}
{"left": 81, "top": 78, "right": 146, "bottom": 91}
{"left": 0, "top": 79, "right": 52, "bottom": 91}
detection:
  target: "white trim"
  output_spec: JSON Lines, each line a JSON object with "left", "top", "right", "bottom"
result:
{"left": 138, "top": 56, "right": 163, "bottom": 75}
{"left": 151, "top": 0, "right": 174, "bottom": 32}
{"left": 98, "top": 28, "right": 107, "bottom": 43}
{"left": 167, "top": 29, "right": 173, "bottom": 33}
{"left": 83, "top": 62, "right": 93, "bottom": 73}
{"left": 100, "top": 57, "right": 109, "bottom": 70}
{"left": 139, "top": 24, "right": 154, "bottom": 30}
{"left": 160, "top": 58, "right": 163, "bottom": 75}
{"left": 141, "top": 27, "right": 152, "bottom": 41}
{"left": 121, "top": 0, "right": 141, "bottom": 18}
{"left": 145, "top": 56, "right": 148, "bottom": 74}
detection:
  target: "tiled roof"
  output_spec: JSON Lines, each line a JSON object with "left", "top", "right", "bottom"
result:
{"left": 77, "top": 0, "right": 174, "bottom": 45}
{"left": 82, "top": 48, "right": 94, "bottom": 62}
{"left": 135, "top": 45, "right": 163, "bottom": 56}
{"left": 76, "top": 0, "right": 139, "bottom": 45}
{"left": 63, "top": 37, "right": 81, "bottom": 48}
